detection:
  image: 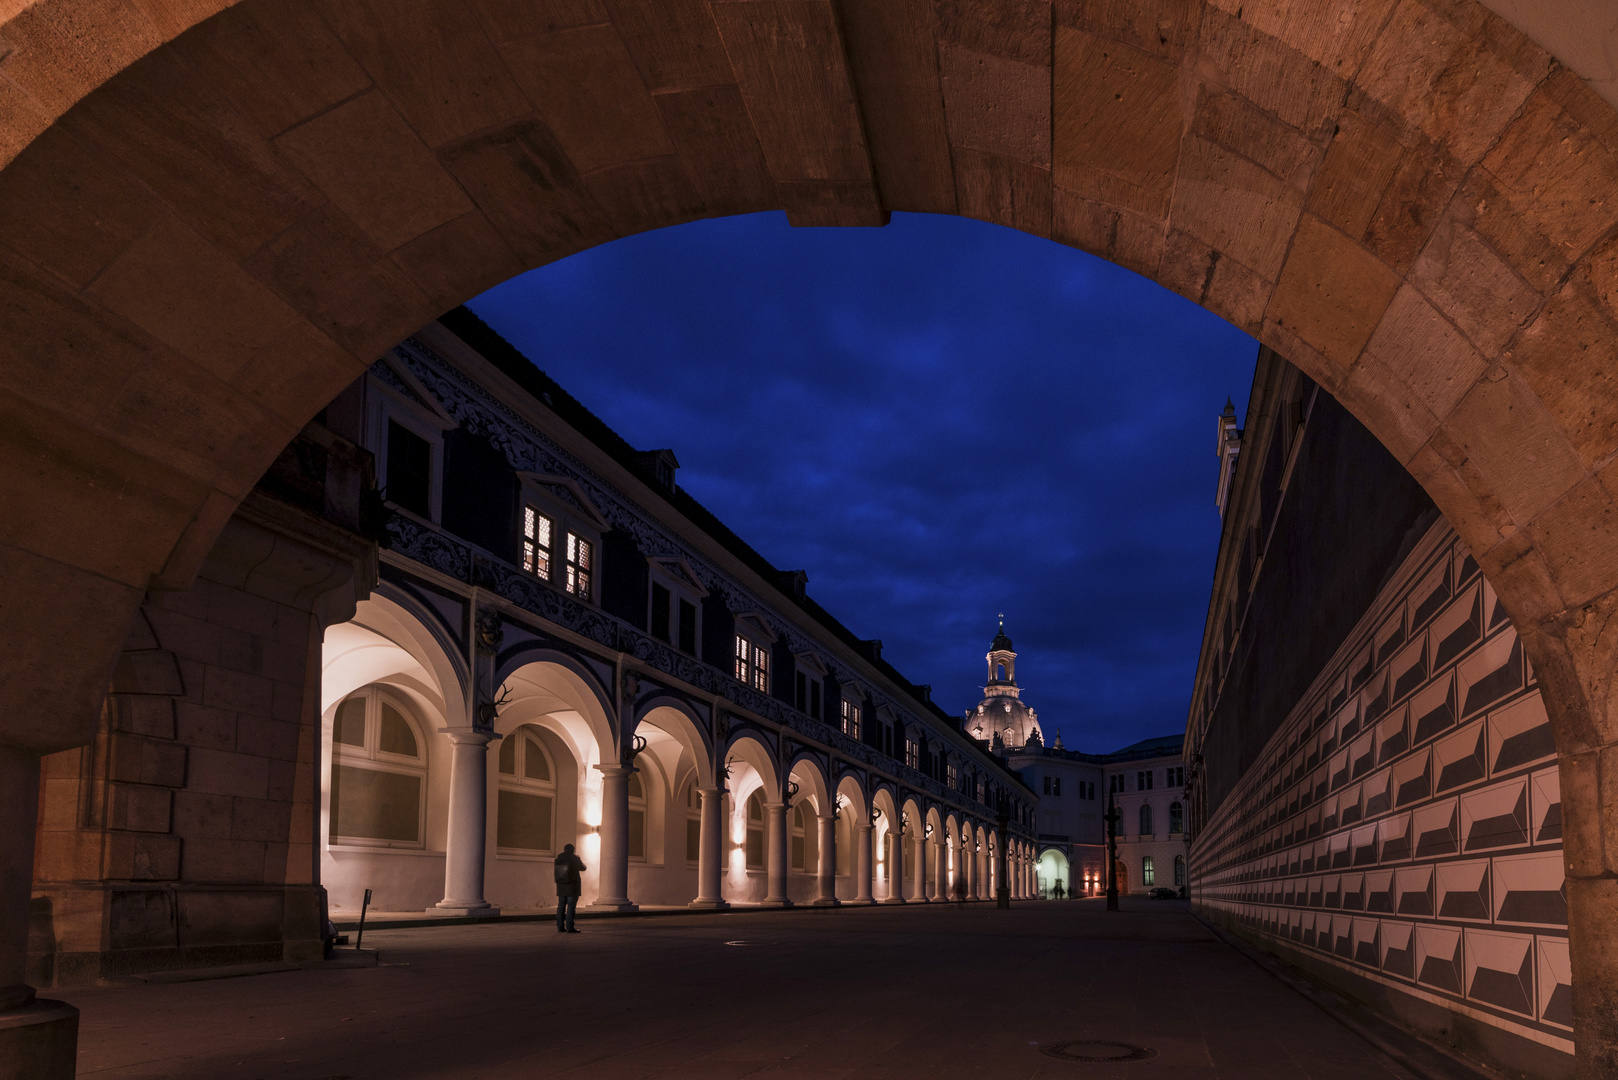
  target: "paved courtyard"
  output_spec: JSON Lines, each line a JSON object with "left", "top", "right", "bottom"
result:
{"left": 59, "top": 900, "right": 1431, "bottom": 1080}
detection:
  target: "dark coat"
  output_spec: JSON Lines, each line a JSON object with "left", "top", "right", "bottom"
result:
{"left": 554, "top": 851, "right": 586, "bottom": 897}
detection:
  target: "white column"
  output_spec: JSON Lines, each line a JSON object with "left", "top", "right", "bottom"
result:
{"left": 764, "top": 802, "right": 791, "bottom": 906}
{"left": 690, "top": 787, "right": 728, "bottom": 909}
{"left": 883, "top": 825, "right": 905, "bottom": 903}
{"left": 591, "top": 764, "right": 637, "bottom": 911}
{"left": 914, "top": 830, "right": 929, "bottom": 901}
{"left": 434, "top": 730, "right": 500, "bottom": 915}
{"left": 814, "top": 813, "right": 838, "bottom": 906}
{"left": 855, "top": 823, "right": 874, "bottom": 903}
{"left": 935, "top": 837, "right": 948, "bottom": 898}
{"left": 966, "top": 838, "right": 978, "bottom": 899}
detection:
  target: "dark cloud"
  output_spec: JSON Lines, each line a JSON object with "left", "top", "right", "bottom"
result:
{"left": 470, "top": 211, "right": 1256, "bottom": 755}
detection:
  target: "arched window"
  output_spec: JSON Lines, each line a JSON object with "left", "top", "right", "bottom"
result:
{"left": 1169, "top": 800, "right": 1183, "bottom": 834}
{"left": 496, "top": 724, "right": 556, "bottom": 853}
{"left": 791, "top": 804, "right": 807, "bottom": 870}
{"left": 745, "top": 792, "right": 765, "bottom": 869}
{"left": 626, "top": 770, "right": 647, "bottom": 860}
{"left": 329, "top": 687, "right": 427, "bottom": 847}
{"left": 996, "top": 663, "right": 1006, "bottom": 680}
{"left": 1174, "top": 854, "right": 1186, "bottom": 887}
{"left": 685, "top": 782, "right": 701, "bottom": 863}
{"left": 1142, "top": 855, "right": 1156, "bottom": 886}
{"left": 1139, "top": 803, "right": 1153, "bottom": 837}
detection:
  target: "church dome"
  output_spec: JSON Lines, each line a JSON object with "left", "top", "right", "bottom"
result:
{"left": 967, "top": 619, "right": 1040, "bottom": 748}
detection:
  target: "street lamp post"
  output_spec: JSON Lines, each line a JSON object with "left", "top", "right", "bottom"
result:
{"left": 1104, "top": 790, "right": 1121, "bottom": 912}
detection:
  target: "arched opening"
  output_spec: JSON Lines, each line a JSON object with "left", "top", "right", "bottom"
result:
{"left": 1037, "top": 849, "right": 1071, "bottom": 899}
{"left": 4, "top": 1, "right": 1618, "bottom": 1074}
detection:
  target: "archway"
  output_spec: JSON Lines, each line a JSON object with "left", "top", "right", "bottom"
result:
{"left": 4, "top": 1, "right": 1618, "bottom": 1074}
{"left": 1038, "top": 849, "right": 1071, "bottom": 900}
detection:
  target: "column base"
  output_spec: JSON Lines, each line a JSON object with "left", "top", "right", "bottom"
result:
{"left": 812, "top": 897, "right": 840, "bottom": 907}
{"left": 431, "top": 902, "right": 501, "bottom": 916}
{"left": 688, "top": 898, "right": 730, "bottom": 910}
{"left": 0, "top": 996, "right": 78, "bottom": 1080}
{"left": 587, "top": 901, "right": 639, "bottom": 913}
{"left": 761, "top": 898, "right": 793, "bottom": 908}
{"left": 880, "top": 897, "right": 906, "bottom": 905}
{"left": 852, "top": 896, "right": 876, "bottom": 905}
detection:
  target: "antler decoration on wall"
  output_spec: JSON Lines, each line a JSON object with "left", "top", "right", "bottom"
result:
{"left": 621, "top": 732, "right": 648, "bottom": 766}
{"left": 475, "top": 683, "right": 512, "bottom": 728}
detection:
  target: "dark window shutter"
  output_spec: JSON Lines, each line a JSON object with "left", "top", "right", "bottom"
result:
{"left": 702, "top": 593, "right": 733, "bottom": 667}
{"left": 677, "top": 599, "right": 697, "bottom": 654}
{"left": 823, "top": 676, "right": 840, "bottom": 728}
{"left": 439, "top": 428, "right": 516, "bottom": 559}
{"left": 599, "top": 530, "right": 648, "bottom": 629}
{"left": 650, "top": 583, "right": 671, "bottom": 642}
{"left": 771, "top": 640, "right": 795, "bottom": 704}
{"left": 386, "top": 421, "right": 433, "bottom": 519}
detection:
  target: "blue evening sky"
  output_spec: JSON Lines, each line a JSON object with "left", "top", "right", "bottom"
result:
{"left": 470, "top": 211, "right": 1257, "bottom": 756}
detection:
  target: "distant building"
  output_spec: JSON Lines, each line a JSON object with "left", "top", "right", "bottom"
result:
{"left": 967, "top": 622, "right": 1188, "bottom": 897}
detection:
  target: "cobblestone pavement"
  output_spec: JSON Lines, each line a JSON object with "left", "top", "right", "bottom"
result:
{"left": 58, "top": 899, "right": 1419, "bottom": 1079}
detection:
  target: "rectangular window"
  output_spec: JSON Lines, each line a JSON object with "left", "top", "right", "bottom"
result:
{"left": 1137, "top": 770, "right": 1154, "bottom": 790}
{"left": 522, "top": 507, "right": 553, "bottom": 580}
{"left": 650, "top": 583, "right": 671, "bottom": 642}
{"left": 565, "top": 533, "right": 593, "bottom": 598}
{"left": 809, "top": 680, "right": 821, "bottom": 720}
{"left": 386, "top": 420, "right": 432, "bottom": 519}
{"left": 1043, "top": 776, "right": 1051, "bottom": 795}
{"left": 734, "top": 635, "right": 770, "bottom": 693}
{"left": 795, "top": 672, "right": 807, "bottom": 710}
{"left": 1142, "top": 856, "right": 1156, "bottom": 886}
{"left": 840, "top": 699, "right": 861, "bottom": 740}
{"left": 905, "top": 737, "right": 919, "bottom": 770}
{"left": 677, "top": 599, "right": 696, "bottom": 654}
{"left": 946, "top": 763, "right": 958, "bottom": 788}
{"left": 1052, "top": 777, "right": 1062, "bottom": 796}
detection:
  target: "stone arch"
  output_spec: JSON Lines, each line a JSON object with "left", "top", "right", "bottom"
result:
{"left": 631, "top": 698, "right": 716, "bottom": 794}
{"left": 721, "top": 730, "right": 780, "bottom": 806}
{"left": 5, "top": 0, "right": 1618, "bottom": 1068}
{"left": 785, "top": 752, "right": 832, "bottom": 815}
{"left": 496, "top": 651, "right": 616, "bottom": 770}
{"left": 834, "top": 772, "right": 869, "bottom": 825}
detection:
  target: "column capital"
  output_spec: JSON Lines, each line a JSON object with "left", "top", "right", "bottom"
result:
{"left": 595, "top": 763, "right": 634, "bottom": 779}
{"left": 856, "top": 822, "right": 874, "bottom": 834}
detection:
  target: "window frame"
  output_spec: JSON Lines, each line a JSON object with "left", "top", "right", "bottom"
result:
{"left": 366, "top": 363, "right": 454, "bottom": 526}
{"left": 328, "top": 685, "right": 429, "bottom": 851}
{"left": 649, "top": 558, "right": 707, "bottom": 653}
{"left": 733, "top": 614, "right": 774, "bottom": 694}
{"left": 516, "top": 475, "right": 608, "bottom": 603}
{"left": 495, "top": 723, "right": 558, "bottom": 858}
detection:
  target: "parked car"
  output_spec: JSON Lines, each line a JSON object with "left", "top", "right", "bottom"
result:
{"left": 1147, "top": 887, "right": 1178, "bottom": 899}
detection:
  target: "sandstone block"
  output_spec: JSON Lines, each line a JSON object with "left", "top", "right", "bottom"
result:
{"left": 952, "top": 151, "right": 1051, "bottom": 238}
{"left": 1482, "top": 74, "right": 1618, "bottom": 269}
{"left": 242, "top": 203, "right": 432, "bottom": 361}
{"left": 140, "top": 740, "right": 187, "bottom": 788}
{"left": 187, "top": 747, "right": 267, "bottom": 799}
{"left": 390, "top": 210, "right": 527, "bottom": 318}
{"left": 109, "top": 833, "right": 181, "bottom": 881}
{"left": 939, "top": 42, "right": 1050, "bottom": 166}
{"left": 114, "top": 696, "right": 177, "bottom": 740}
{"left": 172, "top": 790, "right": 234, "bottom": 840}
{"left": 1267, "top": 214, "right": 1399, "bottom": 366}
{"left": 1169, "top": 135, "right": 1303, "bottom": 283}
{"left": 1188, "top": 84, "right": 1321, "bottom": 191}
{"left": 231, "top": 797, "right": 293, "bottom": 843}
{"left": 272, "top": 679, "right": 308, "bottom": 725}
{"left": 176, "top": 888, "right": 282, "bottom": 943}
{"left": 1527, "top": 479, "right": 1618, "bottom": 611}
{"left": 1341, "top": 351, "right": 1441, "bottom": 466}
{"left": 583, "top": 157, "right": 708, "bottom": 236}
{"left": 179, "top": 838, "right": 270, "bottom": 885}
{"left": 175, "top": 0, "right": 373, "bottom": 140}
{"left": 1053, "top": 24, "right": 1179, "bottom": 218}
{"left": 1053, "top": 0, "right": 1201, "bottom": 62}
{"left": 267, "top": 759, "right": 299, "bottom": 803}
{"left": 654, "top": 86, "right": 780, "bottom": 218}
{"left": 1362, "top": 284, "right": 1487, "bottom": 423}
{"left": 62, "top": 46, "right": 323, "bottom": 261}
{"left": 276, "top": 89, "right": 476, "bottom": 252}
{"left": 1051, "top": 188, "right": 1164, "bottom": 278}
{"left": 601, "top": 0, "right": 734, "bottom": 92}
{"left": 236, "top": 718, "right": 301, "bottom": 763}
{"left": 499, "top": 24, "right": 674, "bottom": 174}
{"left": 1198, "top": 7, "right": 1344, "bottom": 141}
{"left": 0, "top": 124, "right": 165, "bottom": 288}
{"left": 1445, "top": 373, "right": 1589, "bottom": 525}
{"left": 174, "top": 702, "right": 236, "bottom": 752}
{"left": 1156, "top": 229, "right": 1269, "bottom": 335}
{"left": 203, "top": 666, "right": 275, "bottom": 716}
{"left": 110, "top": 649, "right": 184, "bottom": 696}
{"left": 1205, "top": 0, "right": 1395, "bottom": 78}
{"left": 1410, "top": 213, "right": 1540, "bottom": 359}
{"left": 110, "top": 783, "right": 173, "bottom": 833}
{"left": 935, "top": 0, "right": 1051, "bottom": 67}
{"left": 322, "top": 0, "right": 532, "bottom": 148}
{"left": 108, "top": 889, "right": 177, "bottom": 950}
{"left": 142, "top": 607, "right": 221, "bottom": 666}
{"left": 1559, "top": 749, "right": 1604, "bottom": 877}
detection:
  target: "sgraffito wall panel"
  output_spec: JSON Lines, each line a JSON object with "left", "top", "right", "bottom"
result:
{"left": 1192, "top": 521, "right": 1570, "bottom": 1056}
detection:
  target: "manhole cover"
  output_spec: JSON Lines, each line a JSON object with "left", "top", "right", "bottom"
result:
{"left": 1038, "top": 1040, "right": 1157, "bottom": 1063}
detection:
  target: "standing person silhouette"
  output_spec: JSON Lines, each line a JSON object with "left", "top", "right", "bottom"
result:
{"left": 1053, "top": 878, "right": 1066, "bottom": 900}
{"left": 554, "top": 843, "right": 586, "bottom": 933}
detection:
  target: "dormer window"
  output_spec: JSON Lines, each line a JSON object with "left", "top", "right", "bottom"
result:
{"left": 366, "top": 358, "right": 454, "bottom": 525}
{"left": 517, "top": 474, "right": 607, "bottom": 604}
{"left": 735, "top": 635, "right": 769, "bottom": 692}
{"left": 522, "top": 507, "right": 553, "bottom": 580}
{"left": 840, "top": 699, "right": 861, "bottom": 740}
{"left": 565, "top": 532, "right": 593, "bottom": 598}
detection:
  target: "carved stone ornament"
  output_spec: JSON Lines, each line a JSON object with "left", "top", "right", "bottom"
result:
{"left": 475, "top": 610, "right": 503, "bottom": 657}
